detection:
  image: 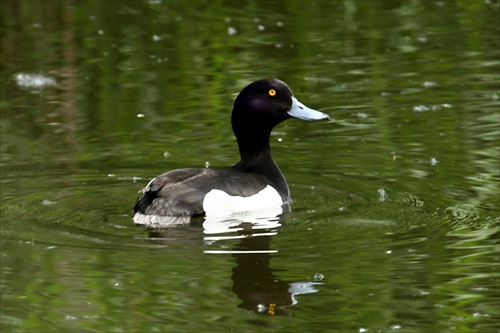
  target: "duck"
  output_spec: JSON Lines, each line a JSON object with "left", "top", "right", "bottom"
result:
{"left": 133, "top": 78, "right": 330, "bottom": 226}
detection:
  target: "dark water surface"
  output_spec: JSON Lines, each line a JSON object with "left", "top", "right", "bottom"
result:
{"left": 1, "top": 1, "right": 499, "bottom": 332}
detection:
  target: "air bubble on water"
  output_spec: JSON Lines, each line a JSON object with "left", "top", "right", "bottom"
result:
{"left": 205, "top": 161, "right": 210, "bottom": 168}
{"left": 422, "top": 81, "right": 436, "bottom": 87}
{"left": 378, "top": 188, "right": 387, "bottom": 202}
{"left": 152, "top": 34, "right": 161, "bottom": 42}
{"left": 413, "top": 105, "right": 429, "bottom": 112}
{"left": 416, "top": 35, "right": 428, "bottom": 43}
{"left": 313, "top": 273, "right": 324, "bottom": 281}
{"left": 42, "top": 199, "right": 56, "bottom": 205}
{"left": 137, "top": 113, "right": 145, "bottom": 118}
{"left": 228, "top": 27, "right": 237, "bottom": 36}
{"left": 257, "top": 25, "right": 265, "bottom": 31}
{"left": 163, "top": 152, "right": 171, "bottom": 158}
{"left": 430, "top": 157, "right": 439, "bottom": 165}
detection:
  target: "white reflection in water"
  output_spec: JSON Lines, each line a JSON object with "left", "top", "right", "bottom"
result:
{"left": 15, "top": 73, "right": 57, "bottom": 89}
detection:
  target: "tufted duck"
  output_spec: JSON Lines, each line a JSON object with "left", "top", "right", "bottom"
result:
{"left": 133, "top": 78, "right": 330, "bottom": 225}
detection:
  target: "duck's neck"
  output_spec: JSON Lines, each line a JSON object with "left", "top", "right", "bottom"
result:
{"left": 233, "top": 134, "right": 290, "bottom": 201}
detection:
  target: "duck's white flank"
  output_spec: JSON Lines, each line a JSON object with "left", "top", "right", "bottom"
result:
{"left": 203, "top": 185, "right": 283, "bottom": 217}
{"left": 133, "top": 213, "right": 190, "bottom": 226}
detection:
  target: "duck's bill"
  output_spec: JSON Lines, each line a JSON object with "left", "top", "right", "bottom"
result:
{"left": 288, "top": 97, "right": 330, "bottom": 121}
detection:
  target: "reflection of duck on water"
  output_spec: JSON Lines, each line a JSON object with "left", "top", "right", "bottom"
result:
{"left": 144, "top": 212, "right": 323, "bottom": 317}
{"left": 203, "top": 213, "right": 322, "bottom": 316}
{"left": 228, "top": 227, "right": 322, "bottom": 316}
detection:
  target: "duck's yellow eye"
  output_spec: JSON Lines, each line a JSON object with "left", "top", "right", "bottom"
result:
{"left": 268, "top": 89, "right": 277, "bottom": 97}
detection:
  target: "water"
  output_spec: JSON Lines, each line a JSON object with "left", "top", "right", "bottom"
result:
{"left": 1, "top": 1, "right": 499, "bottom": 332}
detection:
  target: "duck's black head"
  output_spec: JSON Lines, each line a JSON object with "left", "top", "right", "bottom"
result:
{"left": 231, "top": 78, "right": 330, "bottom": 156}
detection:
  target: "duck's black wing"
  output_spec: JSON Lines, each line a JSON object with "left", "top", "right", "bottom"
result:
{"left": 134, "top": 168, "right": 272, "bottom": 217}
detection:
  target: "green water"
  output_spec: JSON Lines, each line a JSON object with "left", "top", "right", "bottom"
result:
{"left": 1, "top": 1, "right": 499, "bottom": 332}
